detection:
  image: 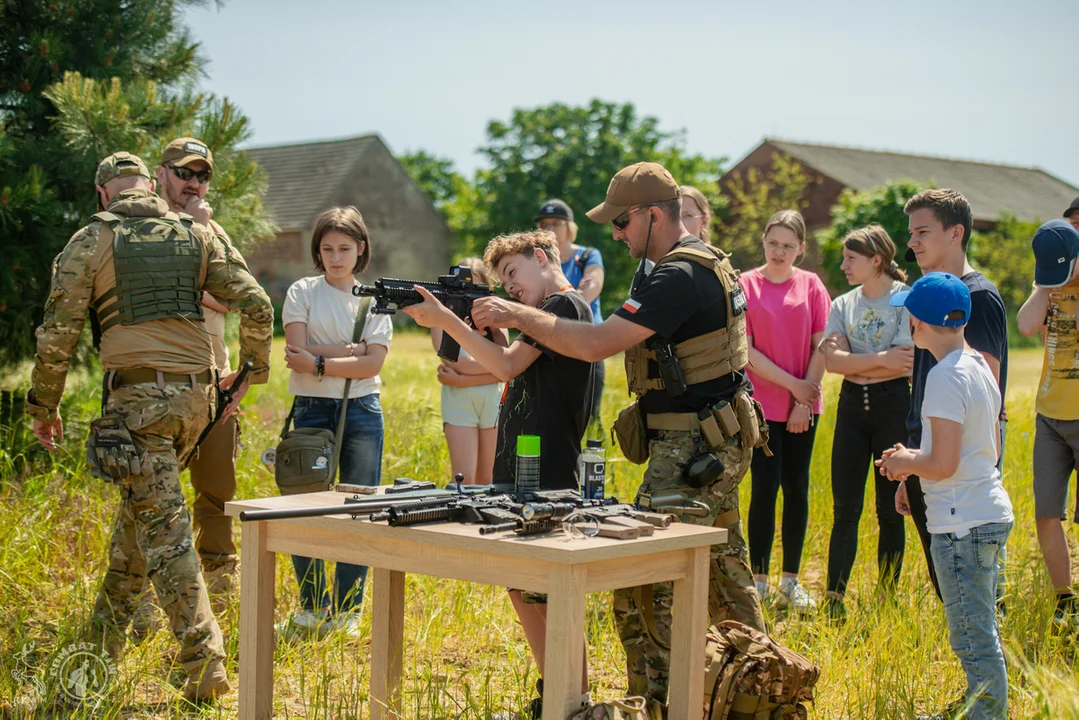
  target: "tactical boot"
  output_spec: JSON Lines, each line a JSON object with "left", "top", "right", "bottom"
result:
{"left": 130, "top": 595, "right": 161, "bottom": 642}
{"left": 182, "top": 658, "right": 231, "bottom": 703}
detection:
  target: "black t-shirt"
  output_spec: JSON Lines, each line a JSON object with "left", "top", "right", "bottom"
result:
{"left": 907, "top": 271, "right": 1009, "bottom": 445}
{"left": 613, "top": 236, "right": 747, "bottom": 416}
{"left": 492, "top": 291, "right": 595, "bottom": 491}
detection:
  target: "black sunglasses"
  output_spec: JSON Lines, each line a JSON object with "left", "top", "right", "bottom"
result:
{"left": 165, "top": 163, "right": 213, "bottom": 183}
{"left": 611, "top": 205, "right": 652, "bottom": 230}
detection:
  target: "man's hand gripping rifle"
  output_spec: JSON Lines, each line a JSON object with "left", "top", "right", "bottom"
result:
{"left": 353, "top": 265, "right": 492, "bottom": 361}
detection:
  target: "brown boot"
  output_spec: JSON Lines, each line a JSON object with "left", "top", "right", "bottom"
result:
{"left": 181, "top": 658, "right": 231, "bottom": 703}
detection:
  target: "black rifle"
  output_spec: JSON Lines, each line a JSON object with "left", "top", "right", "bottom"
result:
{"left": 353, "top": 265, "right": 493, "bottom": 361}
{"left": 195, "top": 360, "right": 253, "bottom": 449}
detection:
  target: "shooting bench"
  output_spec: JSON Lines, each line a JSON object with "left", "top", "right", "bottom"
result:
{"left": 226, "top": 490, "right": 726, "bottom": 719}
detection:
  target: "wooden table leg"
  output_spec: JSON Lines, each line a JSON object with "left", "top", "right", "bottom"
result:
{"left": 667, "top": 546, "right": 709, "bottom": 720}
{"left": 543, "top": 565, "right": 587, "bottom": 720}
{"left": 239, "top": 520, "right": 276, "bottom": 720}
{"left": 370, "top": 568, "right": 405, "bottom": 720}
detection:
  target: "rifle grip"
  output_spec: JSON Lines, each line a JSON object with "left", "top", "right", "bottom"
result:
{"left": 437, "top": 332, "right": 462, "bottom": 362}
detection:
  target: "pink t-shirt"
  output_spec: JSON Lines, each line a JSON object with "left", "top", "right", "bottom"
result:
{"left": 740, "top": 267, "right": 830, "bottom": 422}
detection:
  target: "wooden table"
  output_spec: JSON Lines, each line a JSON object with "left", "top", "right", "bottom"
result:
{"left": 225, "top": 491, "right": 726, "bottom": 720}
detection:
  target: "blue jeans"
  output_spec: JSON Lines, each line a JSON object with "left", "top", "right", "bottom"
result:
{"left": 930, "top": 521, "right": 1012, "bottom": 719}
{"left": 290, "top": 394, "right": 384, "bottom": 614}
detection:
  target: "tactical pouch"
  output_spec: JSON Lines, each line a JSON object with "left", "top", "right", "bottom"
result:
{"left": 274, "top": 427, "right": 336, "bottom": 495}
{"left": 569, "top": 696, "right": 654, "bottom": 720}
{"left": 86, "top": 414, "right": 148, "bottom": 483}
{"left": 733, "top": 392, "right": 768, "bottom": 452}
{"left": 612, "top": 401, "right": 649, "bottom": 464}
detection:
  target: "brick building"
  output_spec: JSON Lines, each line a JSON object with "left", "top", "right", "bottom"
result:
{"left": 721, "top": 138, "right": 1078, "bottom": 268}
{"left": 245, "top": 134, "right": 454, "bottom": 305}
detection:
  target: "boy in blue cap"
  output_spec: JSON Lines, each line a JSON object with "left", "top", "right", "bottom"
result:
{"left": 879, "top": 273, "right": 1013, "bottom": 720}
{"left": 1017, "top": 219, "right": 1079, "bottom": 629}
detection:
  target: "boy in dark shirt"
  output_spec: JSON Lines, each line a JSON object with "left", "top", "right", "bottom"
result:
{"left": 403, "top": 229, "right": 594, "bottom": 710}
{"left": 899, "top": 189, "right": 1009, "bottom": 600}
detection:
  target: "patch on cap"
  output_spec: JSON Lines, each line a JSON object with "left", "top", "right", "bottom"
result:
{"left": 183, "top": 141, "right": 208, "bottom": 157}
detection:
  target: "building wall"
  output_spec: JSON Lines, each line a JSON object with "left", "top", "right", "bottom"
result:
{"left": 246, "top": 231, "right": 308, "bottom": 305}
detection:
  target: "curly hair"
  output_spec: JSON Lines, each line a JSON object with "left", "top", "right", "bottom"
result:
{"left": 482, "top": 230, "right": 561, "bottom": 285}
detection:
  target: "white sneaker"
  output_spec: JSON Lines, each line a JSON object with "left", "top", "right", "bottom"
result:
{"left": 776, "top": 579, "right": 816, "bottom": 613}
{"left": 276, "top": 609, "right": 330, "bottom": 639}
{"left": 755, "top": 580, "right": 770, "bottom": 600}
{"left": 325, "top": 612, "right": 363, "bottom": 639}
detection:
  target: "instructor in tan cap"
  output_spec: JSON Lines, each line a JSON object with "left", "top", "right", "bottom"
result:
{"left": 156, "top": 137, "right": 245, "bottom": 595}
{"left": 471, "top": 162, "right": 766, "bottom": 715}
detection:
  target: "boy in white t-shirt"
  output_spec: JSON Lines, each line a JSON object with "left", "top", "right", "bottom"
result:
{"left": 879, "top": 273, "right": 1013, "bottom": 720}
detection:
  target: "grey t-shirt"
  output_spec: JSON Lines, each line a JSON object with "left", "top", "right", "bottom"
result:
{"left": 824, "top": 281, "right": 913, "bottom": 354}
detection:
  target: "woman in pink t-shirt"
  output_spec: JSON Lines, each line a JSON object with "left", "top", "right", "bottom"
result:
{"left": 740, "top": 209, "right": 830, "bottom": 613}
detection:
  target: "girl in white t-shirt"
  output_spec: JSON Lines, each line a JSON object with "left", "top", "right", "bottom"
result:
{"left": 281, "top": 206, "right": 393, "bottom": 638}
{"left": 428, "top": 258, "right": 506, "bottom": 484}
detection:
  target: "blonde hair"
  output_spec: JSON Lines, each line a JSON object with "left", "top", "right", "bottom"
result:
{"left": 567, "top": 221, "right": 579, "bottom": 243}
{"left": 842, "top": 224, "right": 907, "bottom": 282}
{"left": 456, "top": 256, "right": 492, "bottom": 286}
{"left": 482, "top": 230, "right": 561, "bottom": 285}
{"left": 763, "top": 209, "right": 806, "bottom": 244}
{"left": 679, "top": 185, "right": 712, "bottom": 243}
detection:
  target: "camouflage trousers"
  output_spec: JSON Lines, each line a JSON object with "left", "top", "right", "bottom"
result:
{"left": 88, "top": 381, "right": 224, "bottom": 673}
{"left": 614, "top": 429, "right": 765, "bottom": 708}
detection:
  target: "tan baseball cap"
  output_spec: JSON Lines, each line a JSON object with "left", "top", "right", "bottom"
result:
{"left": 161, "top": 137, "right": 214, "bottom": 170}
{"left": 586, "top": 162, "right": 680, "bottom": 224}
{"left": 95, "top": 152, "right": 150, "bottom": 187}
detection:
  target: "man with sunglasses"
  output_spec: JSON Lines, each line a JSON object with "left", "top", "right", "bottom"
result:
{"left": 472, "top": 161, "right": 766, "bottom": 715}
{"left": 152, "top": 138, "right": 245, "bottom": 601}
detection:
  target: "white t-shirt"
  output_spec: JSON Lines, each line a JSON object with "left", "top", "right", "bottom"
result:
{"left": 282, "top": 275, "right": 393, "bottom": 399}
{"left": 920, "top": 349, "right": 1013, "bottom": 534}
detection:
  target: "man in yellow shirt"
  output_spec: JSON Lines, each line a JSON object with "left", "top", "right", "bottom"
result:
{"left": 1018, "top": 218, "right": 1079, "bottom": 629}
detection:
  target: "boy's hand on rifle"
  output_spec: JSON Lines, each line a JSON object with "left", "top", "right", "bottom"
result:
{"left": 471, "top": 296, "right": 519, "bottom": 330}
{"left": 402, "top": 285, "right": 452, "bottom": 328}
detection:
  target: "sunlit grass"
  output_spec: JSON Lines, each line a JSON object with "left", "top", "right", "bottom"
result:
{"left": 1, "top": 339, "right": 1076, "bottom": 718}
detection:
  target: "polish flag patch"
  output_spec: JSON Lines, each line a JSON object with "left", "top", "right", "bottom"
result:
{"left": 621, "top": 298, "right": 641, "bottom": 314}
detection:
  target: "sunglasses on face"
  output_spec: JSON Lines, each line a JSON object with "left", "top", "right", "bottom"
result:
{"left": 165, "top": 163, "right": 213, "bottom": 183}
{"left": 611, "top": 205, "right": 651, "bottom": 230}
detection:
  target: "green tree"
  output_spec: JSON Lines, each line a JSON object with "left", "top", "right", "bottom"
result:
{"left": 716, "top": 153, "right": 814, "bottom": 271}
{"left": 969, "top": 213, "right": 1041, "bottom": 347}
{"left": 816, "top": 180, "right": 930, "bottom": 291}
{"left": 0, "top": 0, "right": 272, "bottom": 369}
{"left": 473, "top": 99, "right": 725, "bottom": 304}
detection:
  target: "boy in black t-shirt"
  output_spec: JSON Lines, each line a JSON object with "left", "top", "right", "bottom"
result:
{"left": 403, "top": 229, "right": 594, "bottom": 708}
{"left": 900, "top": 189, "right": 1009, "bottom": 601}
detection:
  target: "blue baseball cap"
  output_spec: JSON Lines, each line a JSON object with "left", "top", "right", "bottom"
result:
{"left": 1032, "top": 219, "right": 1079, "bottom": 288}
{"left": 890, "top": 272, "right": 971, "bottom": 328}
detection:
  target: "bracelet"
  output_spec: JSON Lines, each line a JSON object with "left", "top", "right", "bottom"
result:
{"left": 315, "top": 355, "right": 325, "bottom": 381}
{"left": 348, "top": 342, "right": 356, "bottom": 358}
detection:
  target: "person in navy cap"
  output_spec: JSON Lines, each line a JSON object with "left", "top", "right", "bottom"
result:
{"left": 879, "top": 272, "right": 1013, "bottom": 720}
{"left": 1017, "top": 219, "right": 1079, "bottom": 630}
{"left": 1064, "top": 197, "right": 1079, "bottom": 234}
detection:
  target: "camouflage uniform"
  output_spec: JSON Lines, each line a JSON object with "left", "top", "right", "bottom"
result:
{"left": 614, "top": 430, "right": 764, "bottom": 706}
{"left": 26, "top": 154, "right": 272, "bottom": 689}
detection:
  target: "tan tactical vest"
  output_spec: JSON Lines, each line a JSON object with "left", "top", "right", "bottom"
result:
{"left": 91, "top": 211, "right": 205, "bottom": 334}
{"left": 624, "top": 244, "right": 748, "bottom": 397}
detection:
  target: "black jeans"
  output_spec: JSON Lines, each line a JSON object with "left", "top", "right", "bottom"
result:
{"left": 826, "top": 379, "right": 909, "bottom": 596}
{"left": 748, "top": 418, "right": 819, "bottom": 576}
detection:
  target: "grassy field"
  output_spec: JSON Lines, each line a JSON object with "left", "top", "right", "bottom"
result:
{"left": 2, "top": 336, "right": 1078, "bottom": 718}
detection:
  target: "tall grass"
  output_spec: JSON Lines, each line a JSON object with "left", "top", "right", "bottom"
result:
{"left": 1, "top": 335, "right": 1077, "bottom": 718}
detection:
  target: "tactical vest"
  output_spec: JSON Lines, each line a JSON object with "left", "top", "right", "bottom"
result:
{"left": 91, "top": 211, "right": 205, "bottom": 335}
{"left": 624, "top": 245, "right": 748, "bottom": 397}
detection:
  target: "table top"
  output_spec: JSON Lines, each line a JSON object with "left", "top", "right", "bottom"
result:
{"left": 226, "top": 491, "right": 727, "bottom": 565}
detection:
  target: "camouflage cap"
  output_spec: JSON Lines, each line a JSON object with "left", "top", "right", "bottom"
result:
{"left": 95, "top": 152, "right": 151, "bottom": 186}
{"left": 161, "top": 137, "right": 214, "bottom": 170}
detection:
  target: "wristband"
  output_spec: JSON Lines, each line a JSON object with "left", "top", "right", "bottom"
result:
{"left": 315, "top": 355, "right": 325, "bottom": 380}
{"left": 348, "top": 343, "right": 356, "bottom": 358}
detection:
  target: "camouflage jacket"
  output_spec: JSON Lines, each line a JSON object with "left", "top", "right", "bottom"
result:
{"left": 27, "top": 188, "right": 274, "bottom": 423}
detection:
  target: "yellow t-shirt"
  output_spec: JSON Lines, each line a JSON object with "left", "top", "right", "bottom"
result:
{"left": 1036, "top": 277, "right": 1079, "bottom": 420}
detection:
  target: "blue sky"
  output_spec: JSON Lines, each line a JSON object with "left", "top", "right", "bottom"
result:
{"left": 183, "top": 0, "right": 1077, "bottom": 186}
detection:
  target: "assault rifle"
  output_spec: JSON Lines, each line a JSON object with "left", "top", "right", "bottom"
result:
{"left": 353, "top": 265, "right": 492, "bottom": 361}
